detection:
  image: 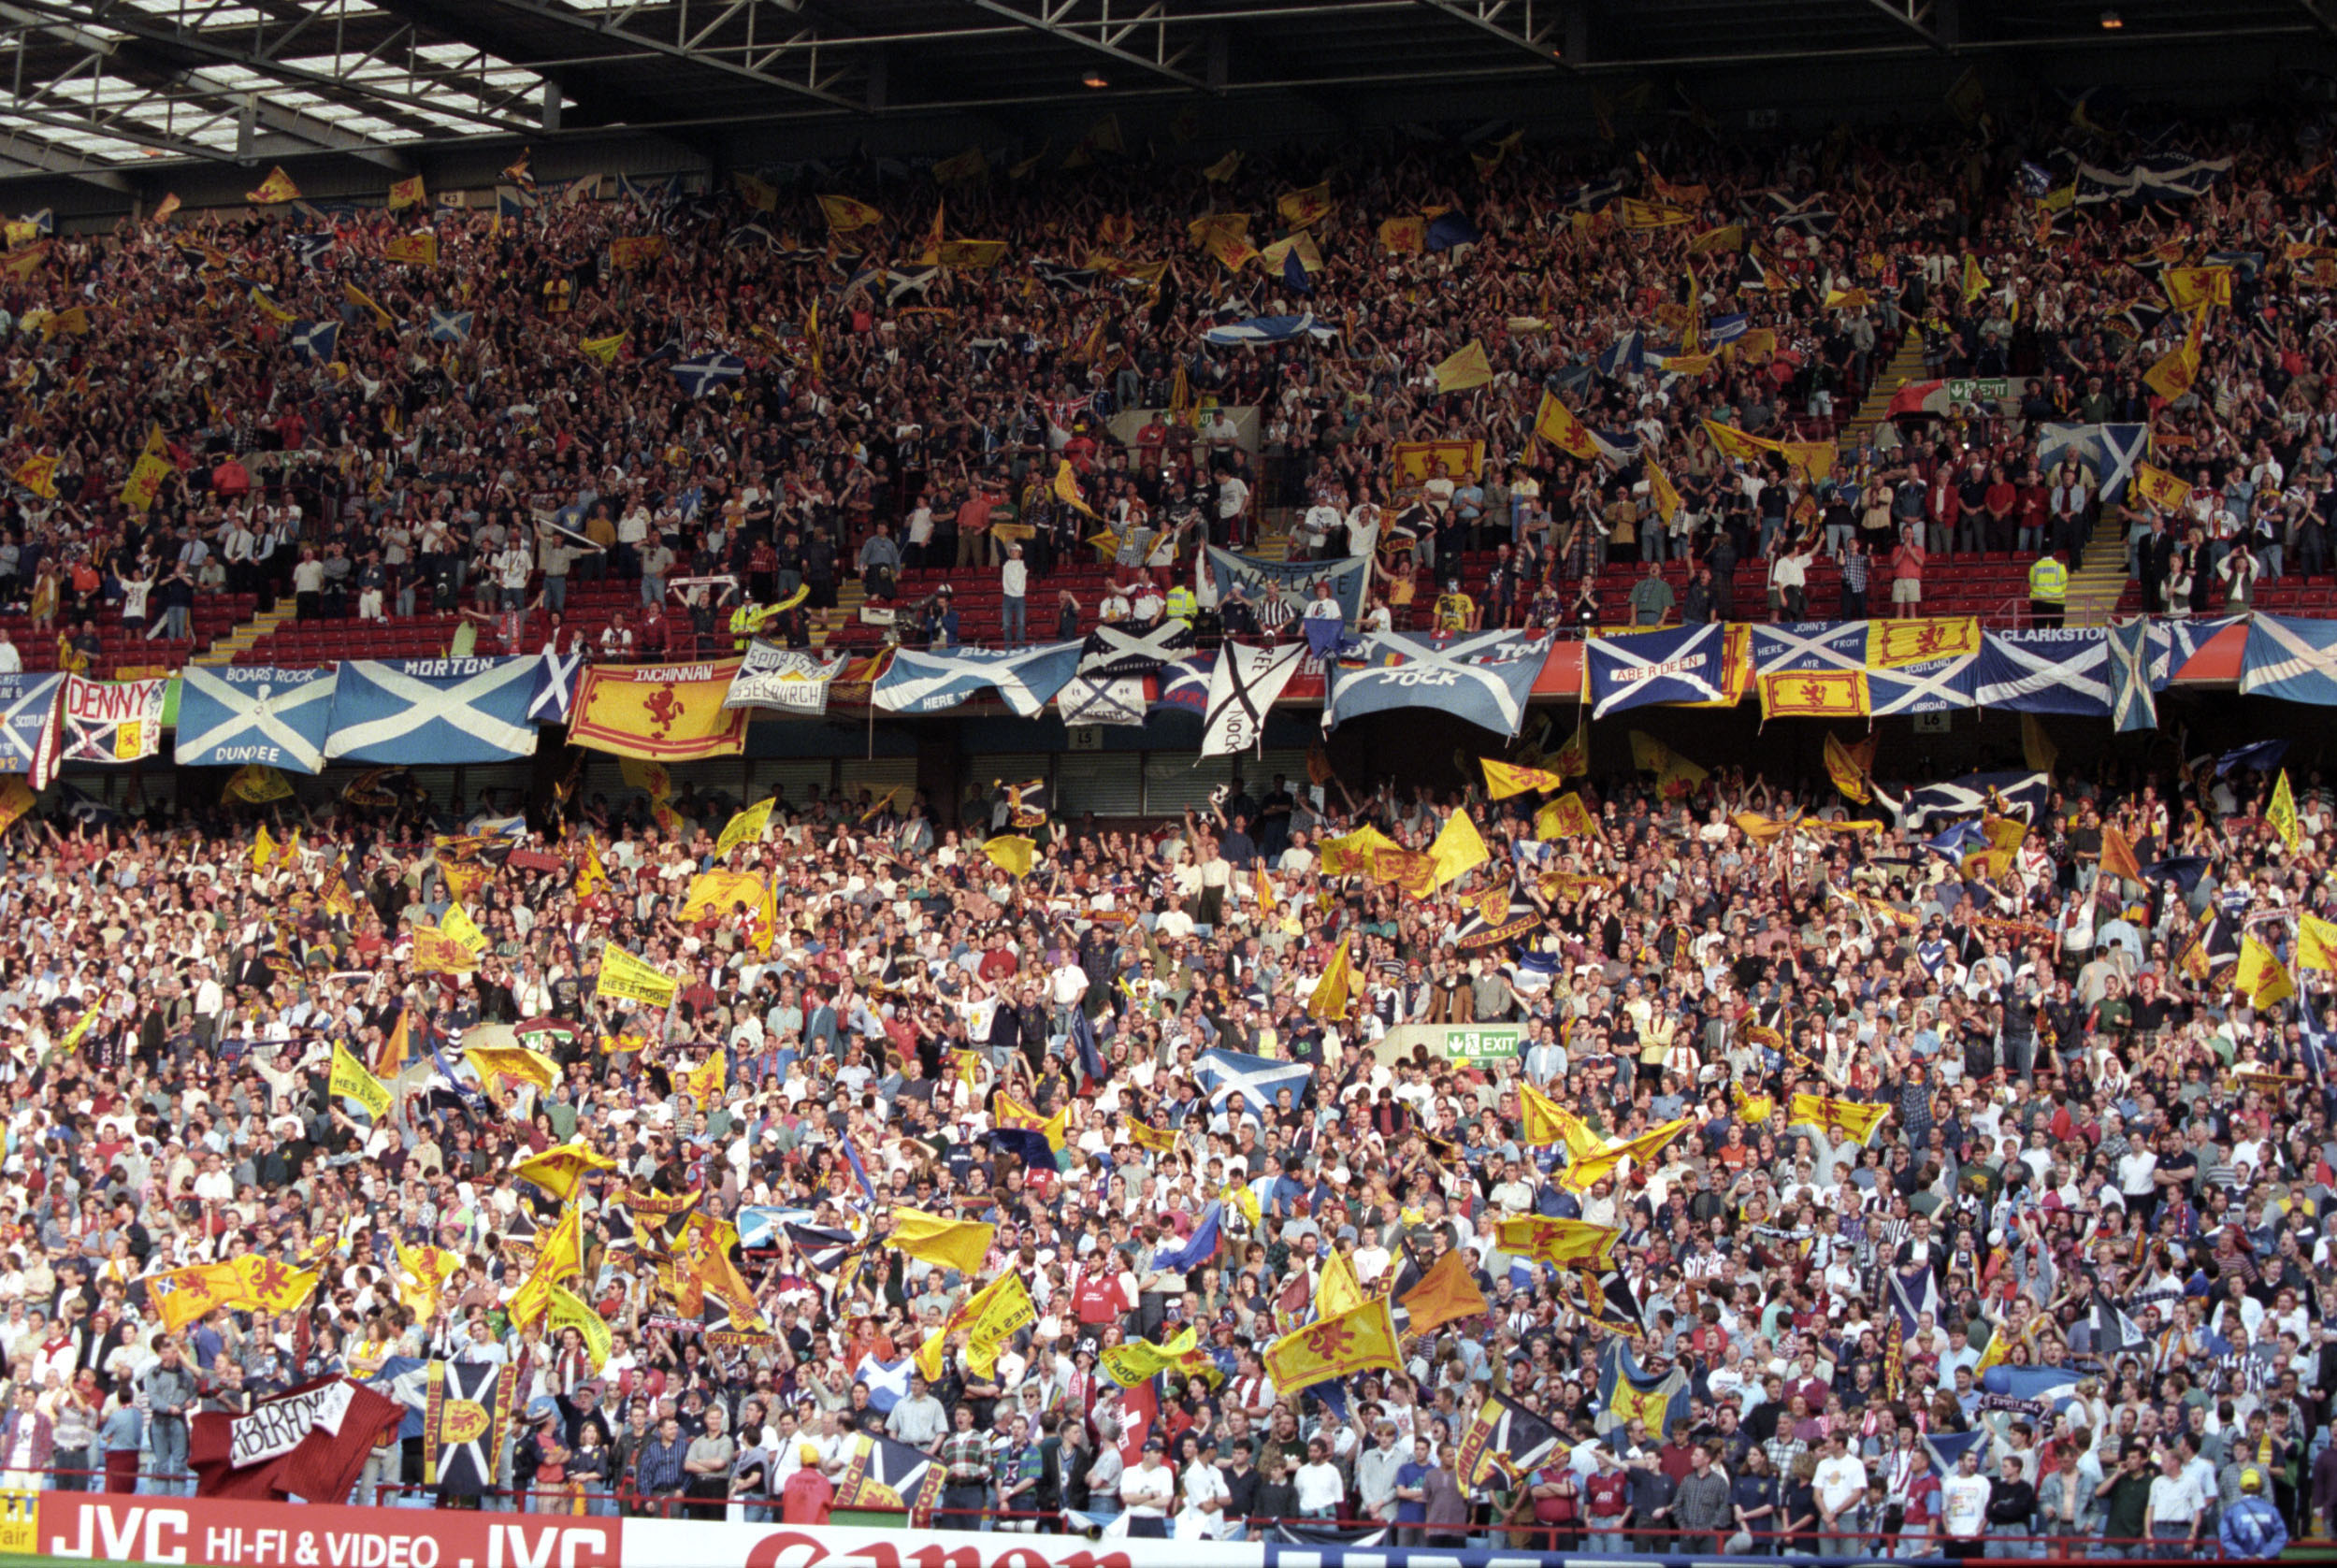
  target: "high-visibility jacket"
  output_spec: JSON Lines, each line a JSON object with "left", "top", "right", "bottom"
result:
{"left": 2027, "top": 557, "right": 2068, "bottom": 603}
{"left": 1163, "top": 585, "right": 1197, "bottom": 621}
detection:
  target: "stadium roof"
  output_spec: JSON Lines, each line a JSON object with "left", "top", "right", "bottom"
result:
{"left": 0, "top": 0, "right": 2326, "bottom": 183}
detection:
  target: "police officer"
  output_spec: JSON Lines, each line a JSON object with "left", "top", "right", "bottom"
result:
{"left": 2027, "top": 549, "right": 2068, "bottom": 629}
{"left": 2219, "top": 1468, "right": 2288, "bottom": 1559}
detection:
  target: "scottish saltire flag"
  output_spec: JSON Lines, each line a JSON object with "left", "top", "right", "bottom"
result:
{"left": 1925, "top": 1429, "right": 1989, "bottom": 1474}
{"left": 1148, "top": 1203, "right": 1221, "bottom": 1272}
{"left": 365, "top": 1356, "right": 430, "bottom": 1441}
{"left": 1205, "top": 545, "right": 1369, "bottom": 626}
{"left": 1151, "top": 653, "right": 1214, "bottom": 716}
{"left": 1594, "top": 1337, "right": 1688, "bottom": 1437}
{"left": 1588, "top": 624, "right": 1727, "bottom": 717}
{"left": 1595, "top": 330, "right": 1648, "bottom": 378}
{"left": 2072, "top": 154, "right": 2231, "bottom": 204}
{"left": 325, "top": 657, "right": 541, "bottom": 764}
{"left": 871, "top": 642, "right": 1082, "bottom": 718}
{"left": 286, "top": 232, "right": 335, "bottom": 268}
{"left": 1323, "top": 631, "right": 1550, "bottom": 739}
{"left": 1977, "top": 1364, "right": 2083, "bottom": 1411}
{"left": 2239, "top": 613, "right": 2337, "bottom": 704}
{"left": 1883, "top": 770, "right": 2050, "bottom": 828}
{"left": 0, "top": 673, "right": 61, "bottom": 780}
{"left": 1195, "top": 1047, "right": 1310, "bottom": 1111}
{"left": 1750, "top": 620, "right": 1868, "bottom": 673}
{"left": 1972, "top": 628, "right": 2112, "bottom": 714}
{"left": 855, "top": 1356, "right": 912, "bottom": 1415}
{"left": 1703, "top": 312, "right": 1750, "bottom": 347}
{"left": 1078, "top": 620, "right": 1195, "bottom": 679}
{"left": 671, "top": 352, "right": 746, "bottom": 397}
{"left": 1425, "top": 210, "right": 1479, "bottom": 251}
{"left": 427, "top": 309, "right": 472, "bottom": 343}
{"left": 1868, "top": 654, "right": 1978, "bottom": 715}
{"left": 2018, "top": 160, "right": 2055, "bottom": 197}
{"left": 1888, "top": 1267, "right": 1942, "bottom": 1334}
{"left": 2036, "top": 423, "right": 2147, "bottom": 501}
{"left": 2214, "top": 740, "right": 2290, "bottom": 776}
{"left": 289, "top": 320, "right": 338, "bottom": 364}
{"left": 2108, "top": 620, "right": 2157, "bottom": 732}
{"left": 174, "top": 665, "right": 336, "bottom": 772}
{"left": 1201, "top": 313, "right": 1335, "bottom": 346}
{"left": 528, "top": 645, "right": 584, "bottom": 724}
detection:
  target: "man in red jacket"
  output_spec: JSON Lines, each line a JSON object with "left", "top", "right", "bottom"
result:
{"left": 781, "top": 1443, "right": 835, "bottom": 1523}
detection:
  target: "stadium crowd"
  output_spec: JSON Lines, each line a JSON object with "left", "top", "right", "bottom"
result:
{"left": 2, "top": 104, "right": 2336, "bottom": 663}
{"left": 0, "top": 100, "right": 2330, "bottom": 1562}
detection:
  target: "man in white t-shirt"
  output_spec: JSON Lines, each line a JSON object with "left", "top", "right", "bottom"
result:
{"left": 1940, "top": 1447, "right": 1990, "bottom": 1547}
{"left": 1813, "top": 1431, "right": 1868, "bottom": 1532}
{"left": 1120, "top": 1434, "right": 1176, "bottom": 1539}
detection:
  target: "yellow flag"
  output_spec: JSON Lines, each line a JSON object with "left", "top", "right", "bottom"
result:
{"left": 1493, "top": 1215, "right": 1622, "bottom": 1270}
{"left": 1123, "top": 1118, "right": 1178, "bottom": 1156}
{"left": 1534, "top": 791, "right": 1595, "bottom": 842}
{"left": 817, "top": 194, "right": 884, "bottom": 231}
{"left": 147, "top": 1260, "right": 250, "bottom": 1332}
{"left": 1432, "top": 339, "right": 1494, "bottom": 394}
{"left": 545, "top": 1284, "right": 612, "bottom": 1369}
{"left": 411, "top": 924, "right": 480, "bottom": 975}
{"left": 2269, "top": 770, "right": 2301, "bottom": 853}
{"left": 579, "top": 332, "right": 627, "bottom": 366}
{"left": 2143, "top": 316, "right": 2202, "bottom": 403}
{"left": 1786, "top": 1092, "right": 1894, "bottom": 1144}
{"left": 1732, "top": 810, "right": 1802, "bottom": 842}
{"left": 1100, "top": 1327, "right": 1202, "bottom": 1388}
{"left": 1482, "top": 757, "right": 1564, "bottom": 798}
{"left": 915, "top": 1271, "right": 1028, "bottom": 1379}
{"left": 1427, "top": 811, "right": 1489, "bottom": 887}
{"left": 383, "top": 233, "right": 439, "bottom": 266}
{"left": 2132, "top": 462, "right": 2193, "bottom": 513}
{"left": 466, "top": 1043, "right": 559, "bottom": 1094}
{"left": 11, "top": 454, "right": 57, "bottom": 499}
{"left": 252, "top": 823, "right": 279, "bottom": 872}
{"left": 388, "top": 175, "right": 426, "bottom": 210}
{"left": 2236, "top": 937, "right": 2296, "bottom": 1009}
{"left": 732, "top": 171, "right": 778, "bottom": 211}
{"left": 2163, "top": 266, "right": 2233, "bottom": 314}
{"left": 891, "top": 1208, "right": 995, "bottom": 1277}
{"left": 681, "top": 869, "right": 764, "bottom": 921}
{"left": 1053, "top": 458, "right": 1096, "bottom": 517}
{"left": 576, "top": 835, "right": 611, "bottom": 899}
{"left": 597, "top": 943, "right": 677, "bottom": 1008}
{"left": 440, "top": 901, "right": 489, "bottom": 957}
{"left": 2297, "top": 912, "right": 2337, "bottom": 974}
{"left": 512, "top": 1143, "right": 618, "bottom": 1201}
{"left": 1316, "top": 1249, "right": 1364, "bottom": 1318}
{"left": 329, "top": 1043, "right": 393, "bottom": 1120}
{"left": 1758, "top": 669, "right": 1870, "bottom": 721}
{"left": 1647, "top": 465, "right": 1683, "bottom": 525}
{"left": 681, "top": 1049, "right": 728, "bottom": 1107}
{"left": 2021, "top": 712, "right": 2059, "bottom": 775}
{"left": 1532, "top": 391, "right": 1601, "bottom": 461}
{"left": 1307, "top": 940, "right": 1353, "bottom": 1020}
{"left": 1262, "top": 1297, "right": 1403, "bottom": 1393}
{"left": 53, "top": 1001, "right": 101, "bottom": 1058}
{"left": 1319, "top": 825, "right": 1399, "bottom": 877}
{"left": 1202, "top": 150, "right": 1243, "bottom": 182}
{"left": 714, "top": 798, "right": 774, "bottom": 858}
{"left": 342, "top": 280, "right": 395, "bottom": 330}
{"left": 246, "top": 166, "right": 299, "bottom": 204}
{"left": 983, "top": 834, "right": 1037, "bottom": 879}
{"left": 1277, "top": 181, "right": 1334, "bottom": 227}
{"left": 1962, "top": 252, "right": 1990, "bottom": 303}
{"left": 572, "top": 660, "right": 748, "bottom": 762}
{"left": 1378, "top": 214, "right": 1425, "bottom": 253}
{"left": 1519, "top": 1081, "right": 1603, "bottom": 1158}
{"left": 1559, "top": 1115, "right": 1696, "bottom": 1191}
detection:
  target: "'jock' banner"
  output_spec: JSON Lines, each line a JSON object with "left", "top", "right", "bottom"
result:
{"left": 723, "top": 641, "right": 847, "bottom": 714}
{"left": 0, "top": 672, "right": 61, "bottom": 777}
{"left": 1587, "top": 624, "right": 1729, "bottom": 717}
{"left": 174, "top": 665, "right": 337, "bottom": 773}
{"left": 872, "top": 642, "right": 1082, "bottom": 718}
{"left": 325, "top": 657, "right": 541, "bottom": 763}
{"left": 1324, "top": 630, "right": 1550, "bottom": 738}
{"left": 60, "top": 674, "right": 166, "bottom": 764}
{"left": 1205, "top": 544, "right": 1370, "bottom": 627}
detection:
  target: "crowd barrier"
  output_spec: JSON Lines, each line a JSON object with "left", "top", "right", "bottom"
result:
{"left": 3, "top": 1489, "right": 2272, "bottom": 1568}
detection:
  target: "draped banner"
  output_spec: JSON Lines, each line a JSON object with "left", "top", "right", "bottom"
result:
{"left": 571, "top": 660, "right": 750, "bottom": 759}
{"left": 722, "top": 641, "right": 847, "bottom": 714}
{"left": 1324, "top": 631, "right": 1550, "bottom": 738}
{"left": 60, "top": 674, "right": 166, "bottom": 764}
{"left": 871, "top": 643, "right": 1083, "bottom": 718}
{"left": 325, "top": 658, "right": 540, "bottom": 763}
{"left": 175, "top": 665, "right": 336, "bottom": 772}
{"left": 1204, "top": 545, "right": 1370, "bottom": 627}
{"left": 1971, "top": 628, "right": 2112, "bottom": 715}
{"left": 1587, "top": 625, "right": 1728, "bottom": 717}
{"left": 0, "top": 673, "right": 62, "bottom": 783}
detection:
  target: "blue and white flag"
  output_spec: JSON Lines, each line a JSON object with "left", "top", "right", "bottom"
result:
{"left": 1972, "top": 627, "right": 2112, "bottom": 714}
{"left": 427, "top": 309, "right": 473, "bottom": 343}
{"left": 325, "top": 657, "right": 541, "bottom": 764}
{"left": 2036, "top": 423, "right": 2147, "bottom": 502}
{"left": 783, "top": 1222, "right": 856, "bottom": 1273}
{"left": 2018, "top": 160, "right": 2055, "bottom": 197}
{"left": 871, "top": 642, "right": 1082, "bottom": 719}
{"left": 1323, "top": 630, "right": 1550, "bottom": 739}
{"left": 1149, "top": 1202, "right": 1222, "bottom": 1272}
{"left": 173, "top": 664, "right": 336, "bottom": 773}
{"left": 528, "top": 645, "right": 584, "bottom": 724}
{"left": 2239, "top": 613, "right": 2337, "bottom": 705}
{"left": 1205, "top": 544, "right": 1369, "bottom": 626}
{"left": 0, "top": 673, "right": 60, "bottom": 781}
{"left": 2214, "top": 740, "right": 2290, "bottom": 776}
{"left": 1425, "top": 210, "right": 1479, "bottom": 251}
{"left": 855, "top": 1356, "right": 912, "bottom": 1415}
{"left": 1868, "top": 654, "right": 1978, "bottom": 715}
{"left": 1201, "top": 312, "right": 1335, "bottom": 347}
{"left": 2072, "top": 154, "right": 2230, "bottom": 204}
{"left": 366, "top": 1356, "right": 431, "bottom": 1441}
{"left": 2152, "top": 613, "right": 2241, "bottom": 683}
{"left": 1151, "top": 652, "right": 1214, "bottom": 716}
{"left": 1587, "top": 624, "right": 1728, "bottom": 717}
{"left": 287, "top": 233, "right": 336, "bottom": 268}
{"left": 1888, "top": 1266, "right": 1942, "bottom": 1334}
{"left": 1750, "top": 620, "right": 1868, "bottom": 674}
{"left": 1194, "top": 1047, "right": 1311, "bottom": 1111}
{"left": 289, "top": 320, "right": 338, "bottom": 364}
{"left": 1977, "top": 1364, "right": 2083, "bottom": 1411}
{"left": 671, "top": 352, "right": 745, "bottom": 398}
{"left": 1702, "top": 313, "right": 1750, "bottom": 347}
{"left": 1884, "top": 770, "right": 2051, "bottom": 828}
{"left": 2107, "top": 619, "right": 2157, "bottom": 733}
{"left": 1595, "top": 331, "right": 1648, "bottom": 378}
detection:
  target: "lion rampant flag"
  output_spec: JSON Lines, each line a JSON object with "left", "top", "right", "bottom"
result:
{"left": 1307, "top": 939, "right": 1354, "bottom": 1020}
{"left": 1532, "top": 390, "right": 1601, "bottom": 461}
{"left": 1482, "top": 757, "right": 1565, "bottom": 799}
{"left": 1825, "top": 731, "right": 1876, "bottom": 803}
{"left": 817, "top": 194, "right": 884, "bottom": 231}
{"left": 1534, "top": 791, "right": 1595, "bottom": 842}
{"left": 511, "top": 1142, "right": 618, "bottom": 1201}
{"left": 1787, "top": 1092, "right": 1894, "bottom": 1144}
{"left": 1262, "top": 1297, "right": 1403, "bottom": 1394}
{"left": 1432, "top": 339, "right": 1494, "bottom": 394}
{"left": 388, "top": 175, "right": 426, "bottom": 210}
{"left": 570, "top": 660, "right": 748, "bottom": 761}
{"left": 246, "top": 166, "right": 300, "bottom": 205}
